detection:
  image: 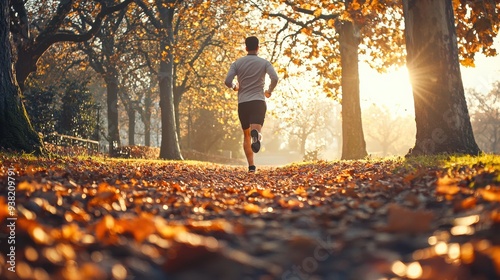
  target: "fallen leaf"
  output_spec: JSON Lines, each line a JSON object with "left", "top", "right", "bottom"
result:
{"left": 384, "top": 204, "right": 434, "bottom": 233}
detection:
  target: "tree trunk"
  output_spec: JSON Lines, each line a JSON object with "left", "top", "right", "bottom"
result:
{"left": 143, "top": 96, "right": 152, "bottom": 147}
{"left": 337, "top": 20, "right": 368, "bottom": 160}
{"left": 105, "top": 73, "right": 121, "bottom": 155}
{"left": 403, "top": 0, "right": 480, "bottom": 156}
{"left": 187, "top": 98, "right": 192, "bottom": 149}
{"left": 15, "top": 48, "right": 36, "bottom": 91}
{"left": 158, "top": 4, "right": 182, "bottom": 160}
{"left": 0, "top": 2, "right": 43, "bottom": 154}
{"left": 174, "top": 87, "right": 182, "bottom": 145}
{"left": 300, "top": 132, "right": 306, "bottom": 157}
{"left": 381, "top": 141, "right": 389, "bottom": 156}
{"left": 128, "top": 105, "right": 135, "bottom": 146}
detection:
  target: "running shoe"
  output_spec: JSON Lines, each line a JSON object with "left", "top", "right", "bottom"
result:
{"left": 248, "top": 165, "right": 256, "bottom": 173}
{"left": 251, "top": 129, "right": 261, "bottom": 153}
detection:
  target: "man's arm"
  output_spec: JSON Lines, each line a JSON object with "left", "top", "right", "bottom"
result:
{"left": 225, "top": 63, "right": 238, "bottom": 90}
{"left": 266, "top": 62, "right": 279, "bottom": 93}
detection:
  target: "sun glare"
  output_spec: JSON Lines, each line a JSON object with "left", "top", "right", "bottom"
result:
{"left": 359, "top": 64, "right": 415, "bottom": 117}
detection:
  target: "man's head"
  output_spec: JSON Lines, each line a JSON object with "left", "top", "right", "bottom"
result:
{"left": 245, "top": 36, "right": 259, "bottom": 52}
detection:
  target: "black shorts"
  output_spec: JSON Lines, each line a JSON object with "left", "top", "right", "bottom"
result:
{"left": 238, "top": 100, "right": 267, "bottom": 130}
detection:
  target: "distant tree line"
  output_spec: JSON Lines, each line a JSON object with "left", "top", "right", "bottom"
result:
{"left": 468, "top": 82, "right": 500, "bottom": 154}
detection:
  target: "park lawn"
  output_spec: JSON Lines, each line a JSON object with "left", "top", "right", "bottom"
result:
{"left": 0, "top": 153, "right": 499, "bottom": 280}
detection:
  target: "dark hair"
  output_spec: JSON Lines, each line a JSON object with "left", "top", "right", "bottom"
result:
{"left": 245, "top": 36, "right": 259, "bottom": 51}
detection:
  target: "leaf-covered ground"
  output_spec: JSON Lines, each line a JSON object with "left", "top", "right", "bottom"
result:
{"left": 1, "top": 154, "right": 499, "bottom": 280}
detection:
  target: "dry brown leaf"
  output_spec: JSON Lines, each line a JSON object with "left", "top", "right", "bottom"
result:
{"left": 188, "top": 219, "right": 234, "bottom": 234}
{"left": 294, "top": 186, "right": 307, "bottom": 196}
{"left": 278, "top": 198, "right": 304, "bottom": 209}
{"left": 260, "top": 188, "right": 275, "bottom": 199}
{"left": 491, "top": 209, "right": 500, "bottom": 224}
{"left": 384, "top": 204, "right": 434, "bottom": 233}
{"left": 0, "top": 197, "right": 9, "bottom": 222}
{"left": 479, "top": 187, "right": 500, "bottom": 202}
{"left": 436, "top": 176, "right": 461, "bottom": 195}
{"left": 459, "top": 196, "right": 477, "bottom": 210}
{"left": 93, "top": 215, "right": 119, "bottom": 244}
{"left": 156, "top": 218, "right": 187, "bottom": 239}
{"left": 243, "top": 203, "right": 261, "bottom": 214}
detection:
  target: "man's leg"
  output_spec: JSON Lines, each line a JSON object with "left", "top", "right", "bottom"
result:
{"left": 243, "top": 128, "right": 254, "bottom": 167}
{"left": 244, "top": 124, "right": 262, "bottom": 171}
{"left": 239, "top": 100, "right": 265, "bottom": 171}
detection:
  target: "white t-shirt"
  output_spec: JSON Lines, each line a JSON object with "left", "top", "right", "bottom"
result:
{"left": 225, "top": 54, "right": 279, "bottom": 104}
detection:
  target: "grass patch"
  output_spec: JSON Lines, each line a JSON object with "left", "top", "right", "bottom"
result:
{"left": 402, "top": 153, "right": 499, "bottom": 169}
{"left": 442, "top": 153, "right": 500, "bottom": 169}
{"left": 2, "top": 150, "right": 499, "bottom": 172}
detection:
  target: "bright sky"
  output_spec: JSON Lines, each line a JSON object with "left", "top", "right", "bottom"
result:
{"left": 359, "top": 64, "right": 414, "bottom": 116}
{"left": 360, "top": 39, "right": 500, "bottom": 117}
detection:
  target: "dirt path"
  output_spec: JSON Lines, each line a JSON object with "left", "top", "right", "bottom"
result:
{"left": 0, "top": 156, "right": 499, "bottom": 279}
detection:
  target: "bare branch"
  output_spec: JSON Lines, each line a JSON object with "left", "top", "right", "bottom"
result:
{"left": 32, "top": 0, "right": 134, "bottom": 59}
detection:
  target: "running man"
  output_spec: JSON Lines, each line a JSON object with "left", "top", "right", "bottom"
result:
{"left": 225, "top": 36, "right": 279, "bottom": 173}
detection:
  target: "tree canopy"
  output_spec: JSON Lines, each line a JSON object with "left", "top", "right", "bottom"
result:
{"left": 1, "top": 0, "right": 499, "bottom": 158}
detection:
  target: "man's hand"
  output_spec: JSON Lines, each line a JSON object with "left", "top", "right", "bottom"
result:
{"left": 232, "top": 83, "right": 239, "bottom": 91}
{"left": 265, "top": 90, "right": 272, "bottom": 98}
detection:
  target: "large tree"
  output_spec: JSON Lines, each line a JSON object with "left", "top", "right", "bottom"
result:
{"left": 135, "top": 0, "right": 246, "bottom": 159}
{"left": 257, "top": 0, "right": 406, "bottom": 160}
{"left": 402, "top": 0, "right": 480, "bottom": 155}
{"left": 258, "top": 0, "right": 366, "bottom": 160}
{"left": 335, "top": 11, "right": 367, "bottom": 160}
{"left": 136, "top": 0, "right": 182, "bottom": 159}
{"left": 0, "top": 1, "right": 42, "bottom": 153}
{"left": 173, "top": 2, "right": 249, "bottom": 152}
{"left": 10, "top": 0, "right": 133, "bottom": 90}
{"left": 2, "top": 0, "right": 132, "bottom": 153}
{"left": 76, "top": 2, "right": 139, "bottom": 154}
